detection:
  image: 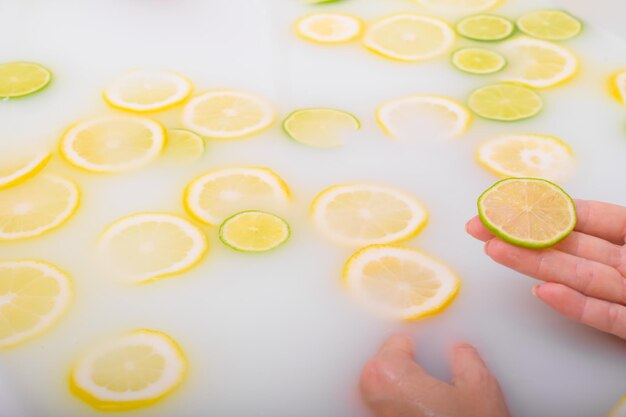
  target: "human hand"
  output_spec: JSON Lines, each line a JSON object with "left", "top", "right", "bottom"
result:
{"left": 360, "top": 334, "right": 511, "bottom": 417}
{"left": 467, "top": 199, "right": 626, "bottom": 339}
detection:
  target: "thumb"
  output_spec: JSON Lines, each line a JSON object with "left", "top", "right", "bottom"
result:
{"left": 451, "top": 343, "right": 498, "bottom": 390}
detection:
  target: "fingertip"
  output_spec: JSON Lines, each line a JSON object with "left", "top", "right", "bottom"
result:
{"left": 466, "top": 216, "right": 494, "bottom": 241}
{"left": 378, "top": 333, "right": 415, "bottom": 357}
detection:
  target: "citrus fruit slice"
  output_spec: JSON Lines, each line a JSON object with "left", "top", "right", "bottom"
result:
{"left": 219, "top": 211, "right": 290, "bottom": 252}
{"left": 99, "top": 213, "right": 208, "bottom": 284}
{"left": 456, "top": 14, "right": 514, "bottom": 41}
{"left": 517, "top": 10, "right": 582, "bottom": 41}
{"left": 283, "top": 108, "right": 360, "bottom": 148}
{"left": 468, "top": 83, "right": 543, "bottom": 121}
{"left": 0, "top": 260, "right": 71, "bottom": 348}
{"left": 0, "top": 174, "right": 80, "bottom": 241}
{"left": 609, "top": 70, "right": 626, "bottom": 104}
{"left": 452, "top": 47, "right": 507, "bottom": 75}
{"left": 0, "top": 62, "right": 52, "bottom": 98}
{"left": 0, "top": 151, "right": 50, "bottom": 189}
{"left": 182, "top": 90, "right": 274, "bottom": 139}
{"left": 184, "top": 167, "right": 290, "bottom": 226}
{"left": 164, "top": 129, "right": 205, "bottom": 161}
{"left": 417, "top": 0, "right": 500, "bottom": 13}
{"left": 376, "top": 95, "right": 470, "bottom": 139}
{"left": 103, "top": 70, "right": 193, "bottom": 112}
{"left": 343, "top": 245, "right": 460, "bottom": 320}
{"left": 609, "top": 396, "right": 626, "bottom": 417}
{"left": 70, "top": 329, "right": 187, "bottom": 411}
{"left": 477, "top": 134, "right": 575, "bottom": 181}
{"left": 363, "top": 14, "right": 455, "bottom": 62}
{"left": 478, "top": 177, "right": 576, "bottom": 248}
{"left": 295, "top": 13, "right": 363, "bottom": 44}
{"left": 60, "top": 115, "right": 165, "bottom": 173}
{"left": 311, "top": 184, "right": 428, "bottom": 246}
{"left": 501, "top": 37, "right": 578, "bottom": 88}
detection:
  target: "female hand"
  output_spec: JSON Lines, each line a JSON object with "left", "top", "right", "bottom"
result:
{"left": 467, "top": 199, "right": 626, "bottom": 339}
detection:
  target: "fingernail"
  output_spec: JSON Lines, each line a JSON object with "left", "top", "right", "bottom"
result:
{"left": 465, "top": 220, "right": 472, "bottom": 232}
{"left": 483, "top": 240, "right": 491, "bottom": 254}
{"left": 532, "top": 285, "right": 540, "bottom": 297}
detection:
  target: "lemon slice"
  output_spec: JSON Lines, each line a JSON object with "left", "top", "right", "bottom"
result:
{"left": 517, "top": 10, "right": 582, "bottom": 41}
{"left": 376, "top": 95, "right": 470, "bottom": 139}
{"left": 283, "top": 108, "right": 360, "bottom": 148}
{"left": 99, "top": 213, "right": 208, "bottom": 284}
{"left": 311, "top": 184, "right": 428, "bottom": 246}
{"left": 363, "top": 14, "right": 455, "bottom": 62}
{"left": 70, "top": 329, "right": 187, "bottom": 411}
{"left": 0, "top": 151, "right": 50, "bottom": 189}
{"left": 417, "top": 0, "right": 500, "bottom": 13}
{"left": 343, "top": 245, "right": 460, "bottom": 320}
{"left": 184, "top": 167, "right": 290, "bottom": 226}
{"left": 0, "top": 174, "right": 80, "bottom": 241}
{"left": 501, "top": 37, "right": 578, "bottom": 88}
{"left": 220, "top": 211, "right": 290, "bottom": 252}
{"left": 452, "top": 48, "right": 507, "bottom": 75}
{"left": 103, "top": 70, "right": 193, "bottom": 112}
{"left": 0, "top": 62, "right": 52, "bottom": 98}
{"left": 164, "top": 129, "right": 205, "bottom": 161}
{"left": 478, "top": 177, "right": 576, "bottom": 248}
{"left": 296, "top": 13, "right": 363, "bottom": 44}
{"left": 0, "top": 260, "right": 71, "bottom": 348}
{"left": 477, "top": 134, "right": 575, "bottom": 181}
{"left": 468, "top": 83, "right": 543, "bottom": 121}
{"left": 183, "top": 90, "right": 275, "bottom": 139}
{"left": 60, "top": 115, "right": 165, "bottom": 173}
{"left": 609, "top": 70, "right": 626, "bottom": 104}
{"left": 456, "top": 14, "right": 514, "bottom": 41}
{"left": 609, "top": 397, "right": 626, "bottom": 417}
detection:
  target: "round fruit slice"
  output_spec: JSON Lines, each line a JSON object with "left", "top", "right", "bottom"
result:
{"left": 376, "top": 95, "right": 470, "bottom": 139}
{"left": 99, "top": 213, "right": 208, "bottom": 284}
{"left": 182, "top": 90, "right": 275, "bottom": 139}
{"left": 363, "top": 14, "right": 455, "bottom": 62}
{"left": 609, "top": 70, "right": 626, "bottom": 104}
{"left": 283, "top": 108, "right": 360, "bottom": 148}
{"left": 418, "top": 0, "right": 500, "bottom": 13}
{"left": 343, "top": 245, "right": 460, "bottom": 320}
{"left": 609, "top": 396, "right": 626, "bottom": 417}
{"left": 501, "top": 37, "right": 578, "bottom": 88}
{"left": 477, "top": 134, "right": 575, "bottom": 181}
{"left": 0, "top": 151, "right": 50, "bottom": 189}
{"left": 0, "top": 174, "right": 80, "bottom": 240}
{"left": 184, "top": 167, "right": 290, "bottom": 226}
{"left": 295, "top": 13, "right": 363, "bottom": 44}
{"left": 517, "top": 10, "right": 582, "bottom": 41}
{"left": 311, "top": 184, "right": 428, "bottom": 246}
{"left": 0, "top": 62, "right": 52, "bottom": 98}
{"left": 452, "top": 48, "right": 507, "bottom": 75}
{"left": 456, "top": 14, "right": 514, "bottom": 41}
{"left": 164, "top": 129, "right": 205, "bottom": 161}
{"left": 0, "top": 260, "right": 71, "bottom": 348}
{"left": 70, "top": 329, "right": 187, "bottom": 411}
{"left": 103, "top": 70, "right": 193, "bottom": 112}
{"left": 60, "top": 115, "right": 165, "bottom": 173}
{"left": 468, "top": 83, "right": 543, "bottom": 121}
{"left": 478, "top": 177, "right": 576, "bottom": 248}
{"left": 220, "top": 211, "right": 290, "bottom": 252}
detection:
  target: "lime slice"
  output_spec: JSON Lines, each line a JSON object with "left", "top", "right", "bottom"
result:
{"left": 305, "top": 0, "right": 344, "bottom": 3}
{"left": 468, "top": 83, "right": 543, "bottom": 121}
{"left": 283, "top": 108, "right": 360, "bottom": 148}
{"left": 219, "top": 211, "right": 290, "bottom": 252}
{"left": 165, "top": 129, "right": 205, "bottom": 161}
{"left": 517, "top": 10, "right": 582, "bottom": 41}
{"left": 456, "top": 14, "right": 514, "bottom": 41}
{"left": 451, "top": 48, "right": 506, "bottom": 75}
{"left": 0, "top": 62, "right": 52, "bottom": 98}
{"left": 478, "top": 177, "right": 576, "bottom": 249}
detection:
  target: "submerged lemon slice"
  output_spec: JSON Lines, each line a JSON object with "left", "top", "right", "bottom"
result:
{"left": 312, "top": 184, "right": 428, "bottom": 246}
{"left": 283, "top": 108, "right": 360, "bottom": 148}
{"left": 417, "top": 0, "right": 500, "bottom": 12}
{"left": 296, "top": 13, "right": 363, "bottom": 44}
{"left": 478, "top": 177, "right": 576, "bottom": 248}
{"left": 0, "top": 260, "right": 72, "bottom": 348}
{"left": 609, "top": 70, "right": 626, "bottom": 104}
{"left": 70, "top": 329, "right": 187, "bottom": 411}
{"left": 0, "top": 174, "right": 80, "bottom": 241}
{"left": 517, "top": 10, "right": 582, "bottom": 41}
{"left": 165, "top": 129, "right": 205, "bottom": 161}
{"left": 60, "top": 115, "right": 165, "bottom": 173}
{"left": 343, "top": 245, "right": 460, "bottom": 320}
{"left": 363, "top": 14, "right": 455, "bottom": 62}
{"left": 609, "top": 396, "right": 626, "bottom": 417}
{"left": 220, "top": 211, "right": 290, "bottom": 252}
{"left": 452, "top": 47, "right": 507, "bottom": 75}
{"left": 0, "top": 62, "right": 52, "bottom": 98}
{"left": 456, "top": 14, "right": 514, "bottom": 41}
{"left": 0, "top": 151, "right": 50, "bottom": 189}
{"left": 468, "top": 83, "right": 543, "bottom": 121}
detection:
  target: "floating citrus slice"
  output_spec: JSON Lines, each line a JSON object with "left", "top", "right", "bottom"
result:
{"left": 517, "top": 10, "right": 582, "bottom": 41}
{"left": 468, "top": 83, "right": 543, "bottom": 121}
{"left": 295, "top": 13, "right": 363, "bottom": 44}
{"left": 0, "top": 151, "right": 50, "bottom": 189}
{"left": 418, "top": 0, "right": 501, "bottom": 13}
{"left": 451, "top": 47, "right": 507, "bottom": 75}
{"left": 0, "top": 62, "right": 52, "bottom": 98}
{"left": 609, "top": 70, "right": 626, "bottom": 104}
{"left": 165, "top": 129, "right": 205, "bottom": 161}
{"left": 283, "top": 108, "right": 360, "bottom": 148}
{"left": 456, "top": 14, "right": 514, "bottom": 41}
{"left": 220, "top": 211, "right": 290, "bottom": 252}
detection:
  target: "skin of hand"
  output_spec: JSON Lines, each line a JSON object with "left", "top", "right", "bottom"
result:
{"left": 466, "top": 199, "right": 626, "bottom": 339}
{"left": 360, "top": 334, "right": 512, "bottom": 417}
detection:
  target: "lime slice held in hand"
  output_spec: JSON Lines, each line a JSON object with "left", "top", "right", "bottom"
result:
{"left": 0, "top": 62, "right": 52, "bottom": 98}
{"left": 219, "top": 211, "right": 290, "bottom": 252}
{"left": 456, "top": 14, "right": 514, "bottom": 41}
{"left": 451, "top": 48, "right": 507, "bottom": 75}
{"left": 283, "top": 108, "right": 360, "bottom": 148}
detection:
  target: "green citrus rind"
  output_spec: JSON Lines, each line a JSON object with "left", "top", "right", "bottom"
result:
{"left": 219, "top": 210, "right": 291, "bottom": 253}
{"left": 456, "top": 14, "right": 515, "bottom": 41}
{"left": 0, "top": 62, "right": 52, "bottom": 98}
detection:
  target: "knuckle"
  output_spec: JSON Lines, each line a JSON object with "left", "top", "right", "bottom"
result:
{"left": 573, "top": 258, "right": 594, "bottom": 294}
{"left": 360, "top": 358, "right": 393, "bottom": 394}
{"left": 607, "top": 304, "right": 626, "bottom": 339}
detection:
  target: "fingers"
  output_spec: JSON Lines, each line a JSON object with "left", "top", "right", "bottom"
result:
{"left": 485, "top": 239, "right": 626, "bottom": 305}
{"left": 377, "top": 333, "right": 415, "bottom": 360}
{"left": 466, "top": 216, "right": 494, "bottom": 242}
{"left": 451, "top": 343, "right": 496, "bottom": 389}
{"left": 574, "top": 200, "right": 626, "bottom": 245}
{"left": 534, "top": 283, "right": 626, "bottom": 339}
{"left": 554, "top": 231, "right": 626, "bottom": 276}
